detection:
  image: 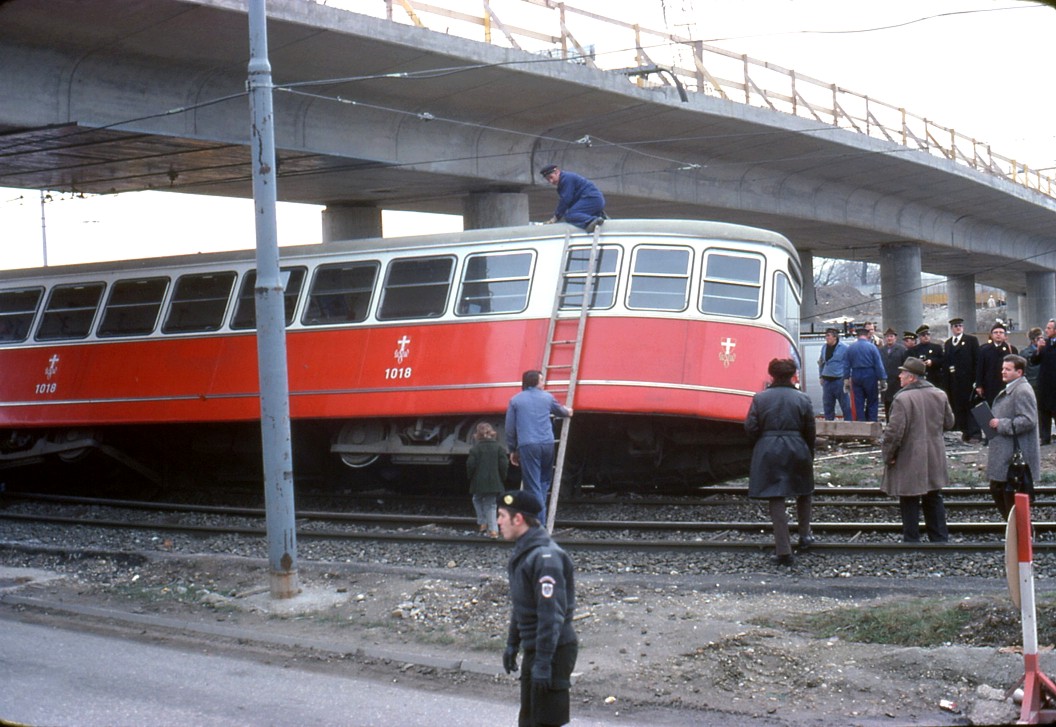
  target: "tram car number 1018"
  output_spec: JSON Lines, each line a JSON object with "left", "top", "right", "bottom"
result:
{"left": 0, "top": 219, "right": 802, "bottom": 492}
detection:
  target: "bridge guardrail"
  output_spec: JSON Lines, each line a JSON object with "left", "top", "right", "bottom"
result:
{"left": 356, "top": 0, "right": 1054, "bottom": 199}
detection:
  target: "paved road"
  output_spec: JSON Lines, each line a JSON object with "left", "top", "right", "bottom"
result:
{"left": 0, "top": 614, "right": 522, "bottom": 726}
{"left": 0, "top": 614, "right": 715, "bottom": 727}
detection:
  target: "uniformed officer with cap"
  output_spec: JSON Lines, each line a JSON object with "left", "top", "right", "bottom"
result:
{"left": 944, "top": 317, "right": 981, "bottom": 441}
{"left": 909, "top": 324, "right": 945, "bottom": 389}
{"left": 498, "top": 490, "right": 578, "bottom": 727}
{"left": 881, "top": 327, "right": 909, "bottom": 419}
{"left": 976, "top": 321, "right": 1018, "bottom": 405}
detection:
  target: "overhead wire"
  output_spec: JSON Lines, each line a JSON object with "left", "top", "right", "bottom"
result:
{"left": 697, "top": 4, "right": 1038, "bottom": 42}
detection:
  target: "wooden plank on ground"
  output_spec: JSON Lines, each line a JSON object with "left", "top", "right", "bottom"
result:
{"left": 816, "top": 420, "right": 882, "bottom": 441}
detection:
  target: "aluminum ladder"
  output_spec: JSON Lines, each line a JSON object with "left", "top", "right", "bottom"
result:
{"left": 541, "top": 225, "right": 602, "bottom": 532}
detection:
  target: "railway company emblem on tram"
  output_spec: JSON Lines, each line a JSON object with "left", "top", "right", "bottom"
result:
{"left": 394, "top": 335, "right": 411, "bottom": 363}
{"left": 45, "top": 354, "right": 60, "bottom": 379}
{"left": 719, "top": 337, "right": 737, "bottom": 368}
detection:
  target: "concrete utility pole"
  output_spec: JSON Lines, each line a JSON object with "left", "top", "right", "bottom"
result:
{"left": 247, "top": 0, "right": 299, "bottom": 599}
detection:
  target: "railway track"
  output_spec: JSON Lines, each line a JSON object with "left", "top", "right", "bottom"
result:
{"left": 3, "top": 491, "right": 1052, "bottom": 553}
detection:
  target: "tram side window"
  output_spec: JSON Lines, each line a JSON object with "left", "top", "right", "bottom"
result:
{"left": 456, "top": 251, "right": 534, "bottom": 316}
{"left": 162, "top": 271, "right": 237, "bottom": 334}
{"left": 302, "top": 262, "right": 378, "bottom": 325}
{"left": 773, "top": 271, "right": 801, "bottom": 340}
{"left": 36, "top": 282, "right": 106, "bottom": 341}
{"left": 560, "top": 245, "right": 620, "bottom": 310}
{"left": 0, "top": 288, "right": 43, "bottom": 342}
{"left": 378, "top": 256, "right": 454, "bottom": 320}
{"left": 627, "top": 246, "right": 691, "bottom": 311}
{"left": 97, "top": 277, "right": 169, "bottom": 337}
{"left": 232, "top": 267, "right": 307, "bottom": 329}
{"left": 700, "top": 251, "right": 762, "bottom": 318}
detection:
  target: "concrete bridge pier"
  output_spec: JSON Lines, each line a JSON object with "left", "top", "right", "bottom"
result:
{"left": 1007, "top": 294, "right": 1024, "bottom": 334}
{"left": 1025, "top": 271, "right": 1056, "bottom": 329}
{"left": 321, "top": 203, "right": 383, "bottom": 243}
{"left": 947, "top": 274, "right": 978, "bottom": 332}
{"left": 880, "top": 242, "right": 922, "bottom": 335}
{"left": 799, "top": 249, "right": 818, "bottom": 333}
{"left": 462, "top": 191, "right": 529, "bottom": 230}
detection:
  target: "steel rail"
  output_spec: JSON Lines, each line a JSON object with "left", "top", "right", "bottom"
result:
{"left": 1, "top": 512, "right": 1051, "bottom": 554}
{"left": 1, "top": 493, "right": 1048, "bottom": 533}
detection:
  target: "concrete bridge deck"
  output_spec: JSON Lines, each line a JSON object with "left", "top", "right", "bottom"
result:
{"left": 1, "top": 0, "right": 1055, "bottom": 326}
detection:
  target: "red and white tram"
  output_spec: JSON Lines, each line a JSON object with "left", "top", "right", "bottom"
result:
{"left": 0, "top": 219, "right": 801, "bottom": 491}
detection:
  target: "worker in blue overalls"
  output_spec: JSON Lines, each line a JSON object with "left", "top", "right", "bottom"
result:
{"left": 540, "top": 165, "right": 605, "bottom": 233}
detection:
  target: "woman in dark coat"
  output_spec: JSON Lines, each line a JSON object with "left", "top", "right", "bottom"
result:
{"left": 745, "top": 358, "right": 816, "bottom": 566}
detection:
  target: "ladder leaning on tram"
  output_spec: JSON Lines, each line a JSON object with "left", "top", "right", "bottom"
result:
{"left": 540, "top": 225, "right": 602, "bottom": 532}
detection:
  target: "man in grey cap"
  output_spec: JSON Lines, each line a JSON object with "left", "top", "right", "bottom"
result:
{"left": 539, "top": 165, "right": 606, "bottom": 232}
{"left": 881, "top": 357, "right": 954, "bottom": 542}
{"left": 498, "top": 490, "right": 578, "bottom": 727}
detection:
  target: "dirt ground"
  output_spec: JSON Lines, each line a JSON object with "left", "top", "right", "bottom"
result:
{"left": 8, "top": 429, "right": 1056, "bottom": 725}
{"left": 3, "top": 548, "right": 1049, "bottom": 726}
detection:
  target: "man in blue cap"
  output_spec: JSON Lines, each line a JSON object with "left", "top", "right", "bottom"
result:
{"left": 498, "top": 489, "right": 578, "bottom": 727}
{"left": 540, "top": 165, "right": 605, "bottom": 232}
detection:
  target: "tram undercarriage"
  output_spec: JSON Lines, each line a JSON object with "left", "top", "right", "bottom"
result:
{"left": 0, "top": 414, "right": 752, "bottom": 494}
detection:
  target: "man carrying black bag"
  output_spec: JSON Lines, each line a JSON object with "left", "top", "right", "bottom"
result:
{"left": 498, "top": 490, "right": 578, "bottom": 727}
{"left": 986, "top": 355, "right": 1042, "bottom": 519}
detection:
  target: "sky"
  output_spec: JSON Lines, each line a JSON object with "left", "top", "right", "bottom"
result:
{"left": 2, "top": 0, "right": 1053, "bottom": 270}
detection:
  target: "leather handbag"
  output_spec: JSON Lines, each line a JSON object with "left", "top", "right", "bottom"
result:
{"left": 1005, "top": 421, "right": 1035, "bottom": 499}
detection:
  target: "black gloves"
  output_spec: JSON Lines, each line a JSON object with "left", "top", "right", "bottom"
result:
{"left": 531, "top": 661, "right": 552, "bottom": 689}
{"left": 503, "top": 645, "right": 519, "bottom": 674}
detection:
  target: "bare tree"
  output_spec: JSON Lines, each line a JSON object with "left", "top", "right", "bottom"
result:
{"left": 814, "top": 258, "right": 879, "bottom": 287}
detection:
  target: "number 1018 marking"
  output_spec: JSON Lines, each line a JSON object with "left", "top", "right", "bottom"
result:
{"left": 384, "top": 367, "right": 412, "bottom": 380}
{"left": 35, "top": 382, "right": 57, "bottom": 394}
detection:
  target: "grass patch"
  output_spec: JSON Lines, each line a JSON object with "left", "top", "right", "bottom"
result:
{"left": 758, "top": 594, "right": 1056, "bottom": 648}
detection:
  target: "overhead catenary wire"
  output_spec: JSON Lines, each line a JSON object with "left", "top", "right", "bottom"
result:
{"left": 695, "top": 4, "right": 1037, "bottom": 43}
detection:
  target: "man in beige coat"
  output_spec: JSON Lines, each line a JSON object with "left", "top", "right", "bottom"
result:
{"left": 881, "top": 357, "right": 955, "bottom": 542}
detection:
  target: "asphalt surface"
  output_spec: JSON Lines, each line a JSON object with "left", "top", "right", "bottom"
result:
{"left": 0, "top": 566, "right": 740, "bottom": 727}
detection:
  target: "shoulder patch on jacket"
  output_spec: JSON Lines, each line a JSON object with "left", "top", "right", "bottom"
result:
{"left": 539, "top": 575, "right": 556, "bottom": 598}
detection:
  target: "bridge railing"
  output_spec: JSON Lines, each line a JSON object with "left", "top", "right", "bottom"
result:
{"left": 359, "top": 0, "right": 1054, "bottom": 199}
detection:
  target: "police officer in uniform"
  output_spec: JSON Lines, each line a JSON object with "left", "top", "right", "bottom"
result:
{"left": 944, "top": 317, "right": 981, "bottom": 442}
{"left": 976, "top": 321, "right": 1018, "bottom": 405}
{"left": 498, "top": 490, "right": 578, "bottom": 727}
{"left": 909, "top": 325, "right": 946, "bottom": 389}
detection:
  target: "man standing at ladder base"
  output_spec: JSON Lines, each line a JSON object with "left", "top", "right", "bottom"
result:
{"left": 505, "top": 370, "right": 572, "bottom": 524}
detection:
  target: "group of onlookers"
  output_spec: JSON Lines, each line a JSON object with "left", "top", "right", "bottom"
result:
{"left": 818, "top": 318, "right": 1023, "bottom": 433}
{"left": 750, "top": 316, "right": 1051, "bottom": 565}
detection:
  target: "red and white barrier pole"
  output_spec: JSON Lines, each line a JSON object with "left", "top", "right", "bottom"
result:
{"left": 1011, "top": 492, "right": 1056, "bottom": 724}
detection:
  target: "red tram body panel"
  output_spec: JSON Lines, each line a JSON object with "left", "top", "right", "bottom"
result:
{"left": 0, "top": 220, "right": 801, "bottom": 490}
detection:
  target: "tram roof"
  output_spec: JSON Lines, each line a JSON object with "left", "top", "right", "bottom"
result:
{"left": 0, "top": 219, "right": 795, "bottom": 282}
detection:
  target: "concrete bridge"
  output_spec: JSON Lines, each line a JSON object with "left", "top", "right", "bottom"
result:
{"left": 2, "top": 0, "right": 1056, "bottom": 333}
